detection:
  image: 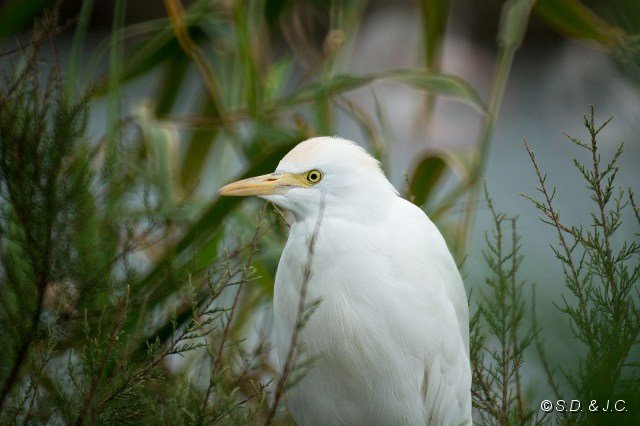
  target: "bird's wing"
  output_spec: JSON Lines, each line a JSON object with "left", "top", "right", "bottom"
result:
{"left": 378, "top": 198, "right": 472, "bottom": 424}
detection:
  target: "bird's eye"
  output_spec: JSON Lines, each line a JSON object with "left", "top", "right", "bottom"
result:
{"left": 306, "top": 169, "right": 323, "bottom": 184}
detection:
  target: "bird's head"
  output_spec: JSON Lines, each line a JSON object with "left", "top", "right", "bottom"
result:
{"left": 218, "top": 137, "right": 397, "bottom": 222}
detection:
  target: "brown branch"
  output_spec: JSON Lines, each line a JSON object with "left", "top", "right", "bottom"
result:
{"left": 509, "top": 218, "right": 525, "bottom": 425}
{"left": 100, "top": 277, "right": 231, "bottom": 411}
{"left": 0, "top": 165, "right": 56, "bottom": 410}
{"left": 201, "top": 205, "right": 267, "bottom": 412}
{"left": 523, "top": 142, "right": 588, "bottom": 311}
{"left": 0, "top": 36, "right": 61, "bottom": 412}
{"left": 629, "top": 189, "right": 640, "bottom": 226}
{"left": 472, "top": 367, "right": 500, "bottom": 420}
{"left": 531, "top": 287, "right": 562, "bottom": 401}
{"left": 584, "top": 106, "right": 618, "bottom": 298}
{"left": 0, "top": 286, "right": 45, "bottom": 411}
{"left": 74, "top": 291, "right": 130, "bottom": 425}
{"left": 22, "top": 346, "right": 53, "bottom": 423}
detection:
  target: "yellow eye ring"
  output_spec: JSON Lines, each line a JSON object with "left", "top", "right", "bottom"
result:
{"left": 306, "top": 169, "right": 323, "bottom": 184}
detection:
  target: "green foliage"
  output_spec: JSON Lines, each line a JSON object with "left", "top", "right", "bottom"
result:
{"left": 408, "top": 152, "right": 448, "bottom": 207}
{"left": 420, "top": 0, "right": 450, "bottom": 71}
{"left": 534, "top": 0, "right": 626, "bottom": 44}
{"left": 0, "top": 0, "right": 638, "bottom": 424}
{"left": 471, "top": 186, "right": 539, "bottom": 425}
{"left": 0, "top": 13, "right": 275, "bottom": 424}
{"left": 471, "top": 107, "right": 639, "bottom": 425}
{"left": 522, "top": 107, "right": 640, "bottom": 425}
{"left": 0, "top": 28, "right": 95, "bottom": 413}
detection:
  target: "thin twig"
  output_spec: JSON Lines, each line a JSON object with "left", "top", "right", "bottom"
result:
{"left": 509, "top": 218, "right": 525, "bottom": 424}
{"left": 523, "top": 142, "right": 587, "bottom": 311}
{"left": 264, "top": 195, "right": 326, "bottom": 425}
{"left": 629, "top": 189, "right": 640, "bottom": 226}
{"left": 74, "top": 290, "right": 131, "bottom": 425}
{"left": 584, "top": 106, "right": 618, "bottom": 298}
{"left": 201, "top": 205, "right": 267, "bottom": 412}
{"left": 531, "top": 287, "right": 562, "bottom": 400}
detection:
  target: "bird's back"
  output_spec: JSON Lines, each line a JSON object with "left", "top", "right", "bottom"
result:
{"left": 274, "top": 195, "right": 471, "bottom": 425}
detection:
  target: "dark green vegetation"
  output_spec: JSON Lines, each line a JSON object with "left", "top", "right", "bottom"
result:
{"left": 473, "top": 110, "right": 640, "bottom": 425}
{"left": 0, "top": 1, "right": 638, "bottom": 424}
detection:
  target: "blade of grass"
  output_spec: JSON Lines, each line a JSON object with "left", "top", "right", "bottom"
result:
{"left": 421, "top": 0, "right": 450, "bottom": 71}
{"left": 127, "top": 140, "right": 298, "bottom": 361}
{"left": 333, "top": 95, "right": 384, "bottom": 160}
{"left": 371, "top": 87, "right": 396, "bottom": 147}
{"left": 90, "top": 22, "right": 194, "bottom": 95}
{"left": 233, "top": 0, "right": 262, "bottom": 116}
{"left": 285, "top": 69, "right": 487, "bottom": 111}
{"left": 154, "top": 55, "right": 190, "bottom": 116}
{"left": 535, "top": 0, "right": 626, "bottom": 44}
{"left": 409, "top": 152, "right": 448, "bottom": 207}
{"left": 454, "top": 0, "right": 534, "bottom": 260}
{"left": 164, "top": 0, "right": 233, "bottom": 137}
{"left": 428, "top": 0, "right": 534, "bottom": 260}
{"left": 105, "top": 0, "right": 126, "bottom": 219}
{"left": 66, "top": 0, "right": 95, "bottom": 100}
{"left": 167, "top": 69, "right": 486, "bottom": 130}
{"left": 132, "top": 139, "right": 298, "bottom": 300}
{"left": 420, "top": 0, "right": 451, "bottom": 125}
{"left": 179, "top": 99, "right": 219, "bottom": 192}
{"left": 383, "top": 69, "right": 485, "bottom": 111}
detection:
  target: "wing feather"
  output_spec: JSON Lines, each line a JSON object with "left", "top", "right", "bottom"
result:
{"left": 380, "top": 199, "right": 472, "bottom": 425}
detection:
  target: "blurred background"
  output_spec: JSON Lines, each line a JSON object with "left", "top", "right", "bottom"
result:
{"left": 1, "top": 0, "right": 639, "bottom": 423}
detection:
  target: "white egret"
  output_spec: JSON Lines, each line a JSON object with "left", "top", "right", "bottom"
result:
{"left": 219, "top": 137, "right": 471, "bottom": 425}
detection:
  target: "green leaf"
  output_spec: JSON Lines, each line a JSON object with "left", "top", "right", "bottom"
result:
{"left": 409, "top": 152, "right": 448, "bottom": 207}
{"left": 427, "top": 146, "right": 478, "bottom": 221}
{"left": 155, "top": 56, "right": 191, "bottom": 116}
{"left": 498, "top": 0, "right": 534, "bottom": 49}
{"left": 128, "top": 138, "right": 299, "bottom": 358}
{"left": 90, "top": 1, "right": 216, "bottom": 96}
{"left": 280, "top": 75, "right": 370, "bottom": 107}
{"left": 535, "top": 0, "right": 626, "bottom": 44}
{"left": 264, "top": 59, "right": 295, "bottom": 102}
{"left": 66, "top": 0, "right": 95, "bottom": 100}
{"left": 136, "top": 104, "right": 181, "bottom": 207}
{"left": 421, "top": 0, "right": 450, "bottom": 70}
{"left": 281, "top": 70, "right": 485, "bottom": 112}
{"left": 382, "top": 69, "right": 486, "bottom": 111}
{"left": 133, "top": 138, "right": 298, "bottom": 300}
{"left": 179, "top": 98, "right": 219, "bottom": 192}
{"left": 91, "top": 30, "right": 183, "bottom": 96}
{"left": 167, "top": 70, "right": 485, "bottom": 130}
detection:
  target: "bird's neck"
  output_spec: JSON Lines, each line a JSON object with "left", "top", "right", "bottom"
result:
{"left": 290, "top": 190, "right": 398, "bottom": 232}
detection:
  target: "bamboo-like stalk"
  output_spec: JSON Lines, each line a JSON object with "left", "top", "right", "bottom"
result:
{"left": 448, "top": 0, "right": 535, "bottom": 261}
{"left": 105, "top": 0, "right": 126, "bottom": 219}
{"left": 66, "top": 0, "right": 95, "bottom": 100}
{"left": 163, "top": 0, "right": 233, "bottom": 137}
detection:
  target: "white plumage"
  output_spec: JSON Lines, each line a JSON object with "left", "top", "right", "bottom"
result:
{"left": 219, "top": 137, "right": 471, "bottom": 425}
